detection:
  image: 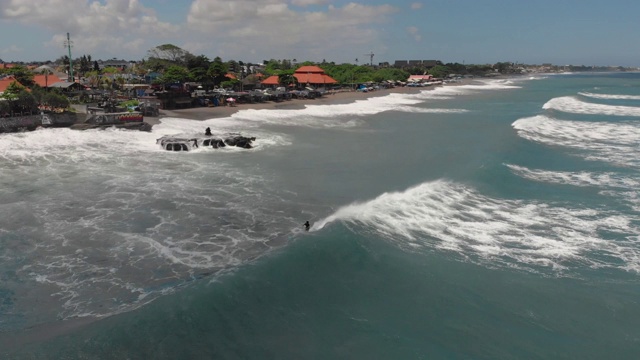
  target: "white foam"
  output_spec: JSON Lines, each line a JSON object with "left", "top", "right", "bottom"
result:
{"left": 0, "top": 124, "right": 302, "bottom": 322}
{"left": 0, "top": 121, "right": 289, "bottom": 162}
{"left": 313, "top": 180, "right": 640, "bottom": 275}
{"left": 543, "top": 96, "right": 640, "bottom": 116}
{"left": 227, "top": 92, "right": 427, "bottom": 127}
{"left": 512, "top": 115, "right": 640, "bottom": 168}
{"left": 579, "top": 92, "right": 640, "bottom": 100}
{"left": 506, "top": 164, "right": 640, "bottom": 189}
{"left": 220, "top": 81, "right": 519, "bottom": 127}
{"left": 506, "top": 164, "right": 640, "bottom": 211}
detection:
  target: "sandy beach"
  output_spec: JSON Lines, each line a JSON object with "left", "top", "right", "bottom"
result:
{"left": 145, "top": 86, "right": 428, "bottom": 125}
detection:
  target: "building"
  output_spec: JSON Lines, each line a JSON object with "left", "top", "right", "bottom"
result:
{"left": 393, "top": 60, "right": 441, "bottom": 69}
{"left": 261, "top": 65, "right": 337, "bottom": 88}
{"left": 49, "top": 81, "right": 85, "bottom": 92}
{"left": 0, "top": 76, "right": 22, "bottom": 95}
{"left": 33, "top": 73, "right": 62, "bottom": 88}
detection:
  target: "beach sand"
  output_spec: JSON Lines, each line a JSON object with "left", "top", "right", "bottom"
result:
{"left": 144, "top": 86, "right": 429, "bottom": 125}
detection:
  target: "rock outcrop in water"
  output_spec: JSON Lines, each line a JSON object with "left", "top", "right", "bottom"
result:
{"left": 157, "top": 134, "right": 256, "bottom": 151}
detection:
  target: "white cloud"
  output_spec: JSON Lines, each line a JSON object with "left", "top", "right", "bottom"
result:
{"left": 0, "top": 0, "right": 401, "bottom": 63}
{"left": 291, "top": 0, "right": 330, "bottom": 6}
{"left": 186, "top": 0, "right": 397, "bottom": 62}
{"left": 1, "top": 0, "right": 178, "bottom": 59}
{"left": 1, "top": 44, "right": 24, "bottom": 56}
{"left": 407, "top": 26, "right": 421, "bottom": 42}
{"left": 411, "top": 2, "right": 423, "bottom": 10}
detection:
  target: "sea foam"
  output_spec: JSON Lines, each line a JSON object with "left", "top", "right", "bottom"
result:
{"left": 512, "top": 115, "right": 640, "bottom": 168}
{"left": 579, "top": 92, "right": 640, "bottom": 100}
{"left": 543, "top": 96, "right": 640, "bottom": 116}
{"left": 313, "top": 180, "right": 640, "bottom": 275}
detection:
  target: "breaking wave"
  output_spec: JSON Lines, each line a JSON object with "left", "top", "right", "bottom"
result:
{"left": 543, "top": 96, "right": 640, "bottom": 116}
{"left": 512, "top": 115, "right": 640, "bottom": 169}
{"left": 579, "top": 92, "right": 640, "bottom": 100}
{"left": 313, "top": 180, "right": 640, "bottom": 275}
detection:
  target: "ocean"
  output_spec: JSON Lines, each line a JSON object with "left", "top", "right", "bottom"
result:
{"left": 1, "top": 72, "right": 639, "bottom": 359}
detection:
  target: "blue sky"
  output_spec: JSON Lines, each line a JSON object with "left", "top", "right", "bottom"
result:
{"left": 1, "top": 0, "right": 639, "bottom": 66}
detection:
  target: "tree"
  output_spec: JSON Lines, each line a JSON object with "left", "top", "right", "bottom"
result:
{"left": 101, "top": 66, "right": 120, "bottom": 74}
{"left": 1, "top": 85, "right": 37, "bottom": 115}
{"left": 2, "top": 81, "right": 25, "bottom": 99}
{"left": 207, "top": 57, "right": 228, "bottom": 86}
{"left": 227, "top": 59, "right": 239, "bottom": 73}
{"left": 278, "top": 71, "right": 297, "bottom": 88}
{"left": 101, "top": 77, "right": 112, "bottom": 90}
{"left": 6, "top": 65, "right": 34, "bottom": 87}
{"left": 428, "top": 65, "right": 450, "bottom": 78}
{"left": 186, "top": 55, "right": 211, "bottom": 83}
{"left": 85, "top": 70, "right": 100, "bottom": 88}
{"left": 77, "top": 54, "right": 92, "bottom": 77}
{"left": 263, "top": 59, "right": 282, "bottom": 75}
{"left": 186, "top": 55, "right": 210, "bottom": 70}
{"left": 148, "top": 44, "right": 191, "bottom": 63}
{"left": 44, "top": 91, "right": 70, "bottom": 109}
{"left": 145, "top": 44, "right": 192, "bottom": 73}
{"left": 113, "top": 75, "right": 127, "bottom": 90}
{"left": 160, "top": 65, "right": 190, "bottom": 85}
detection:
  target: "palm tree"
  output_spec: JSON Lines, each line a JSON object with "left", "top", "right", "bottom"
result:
{"left": 278, "top": 73, "right": 297, "bottom": 89}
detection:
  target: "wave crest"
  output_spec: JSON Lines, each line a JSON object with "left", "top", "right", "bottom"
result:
{"left": 543, "top": 96, "right": 640, "bottom": 116}
{"left": 579, "top": 92, "right": 640, "bottom": 100}
{"left": 314, "top": 180, "right": 640, "bottom": 275}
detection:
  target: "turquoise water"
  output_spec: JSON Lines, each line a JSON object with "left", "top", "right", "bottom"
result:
{"left": 1, "top": 73, "right": 639, "bottom": 359}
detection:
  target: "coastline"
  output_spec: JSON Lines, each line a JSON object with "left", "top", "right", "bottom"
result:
{"left": 144, "top": 85, "right": 432, "bottom": 125}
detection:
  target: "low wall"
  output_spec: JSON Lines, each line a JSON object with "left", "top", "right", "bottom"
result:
{"left": 0, "top": 112, "right": 80, "bottom": 133}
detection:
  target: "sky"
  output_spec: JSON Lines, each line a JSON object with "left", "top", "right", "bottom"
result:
{"left": 0, "top": 0, "right": 639, "bottom": 66}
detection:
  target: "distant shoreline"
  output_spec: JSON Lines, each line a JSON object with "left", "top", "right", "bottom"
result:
{"left": 144, "top": 84, "right": 455, "bottom": 125}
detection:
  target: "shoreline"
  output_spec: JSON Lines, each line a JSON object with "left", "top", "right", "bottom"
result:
{"left": 144, "top": 85, "right": 438, "bottom": 125}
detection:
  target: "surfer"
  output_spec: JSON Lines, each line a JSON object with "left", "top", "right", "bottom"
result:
{"left": 205, "top": 127, "right": 212, "bottom": 136}
{"left": 303, "top": 221, "right": 310, "bottom": 231}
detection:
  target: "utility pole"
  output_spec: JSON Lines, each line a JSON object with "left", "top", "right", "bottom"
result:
{"left": 364, "top": 51, "right": 374, "bottom": 66}
{"left": 353, "top": 58, "right": 358, "bottom": 91}
{"left": 65, "top": 32, "right": 74, "bottom": 82}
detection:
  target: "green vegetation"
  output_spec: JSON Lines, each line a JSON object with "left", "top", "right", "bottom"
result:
{"left": 0, "top": 65, "right": 35, "bottom": 87}
{"left": 0, "top": 82, "right": 69, "bottom": 116}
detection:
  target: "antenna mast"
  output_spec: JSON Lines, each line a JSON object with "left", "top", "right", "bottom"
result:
{"left": 65, "top": 33, "right": 74, "bottom": 82}
{"left": 364, "top": 51, "right": 374, "bottom": 66}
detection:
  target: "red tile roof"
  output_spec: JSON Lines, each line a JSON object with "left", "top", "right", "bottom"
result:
{"left": 261, "top": 75, "right": 280, "bottom": 85}
{"left": 261, "top": 66, "right": 337, "bottom": 86}
{"left": 0, "top": 76, "right": 23, "bottom": 93}
{"left": 33, "top": 74, "right": 62, "bottom": 87}
{"left": 294, "top": 72, "right": 337, "bottom": 84}
{"left": 294, "top": 65, "right": 325, "bottom": 74}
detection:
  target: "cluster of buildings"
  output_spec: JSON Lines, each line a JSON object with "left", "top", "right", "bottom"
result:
{"left": 0, "top": 61, "right": 342, "bottom": 97}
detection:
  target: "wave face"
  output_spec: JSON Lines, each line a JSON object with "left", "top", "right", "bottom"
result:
{"left": 314, "top": 180, "right": 640, "bottom": 275}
